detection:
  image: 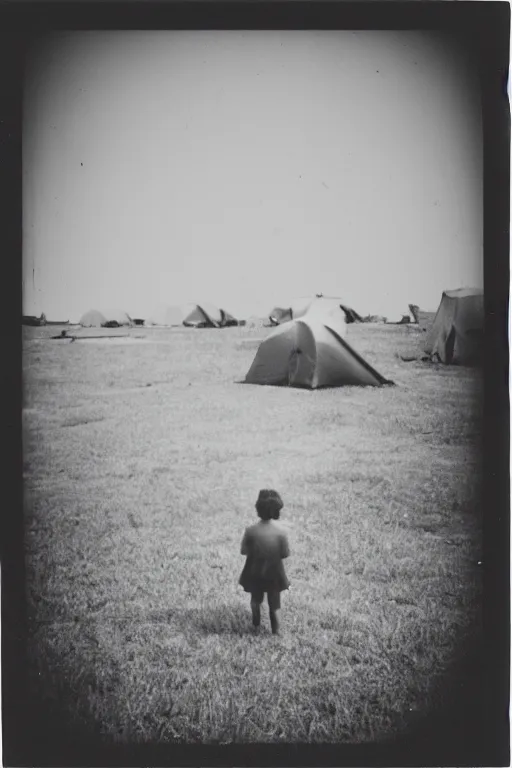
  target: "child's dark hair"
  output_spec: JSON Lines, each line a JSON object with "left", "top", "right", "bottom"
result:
{"left": 256, "top": 489, "right": 283, "bottom": 521}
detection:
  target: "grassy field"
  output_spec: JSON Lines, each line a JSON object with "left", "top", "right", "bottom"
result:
{"left": 22, "top": 321, "right": 483, "bottom": 748}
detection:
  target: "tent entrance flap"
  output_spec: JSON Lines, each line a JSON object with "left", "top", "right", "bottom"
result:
{"left": 287, "top": 323, "right": 317, "bottom": 387}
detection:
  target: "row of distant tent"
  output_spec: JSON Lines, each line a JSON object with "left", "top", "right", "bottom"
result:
{"left": 79, "top": 298, "right": 364, "bottom": 329}
{"left": 21, "top": 296, "right": 405, "bottom": 331}
{"left": 23, "top": 288, "right": 483, "bottom": 379}
{"left": 79, "top": 304, "right": 240, "bottom": 329}
{"left": 21, "top": 303, "right": 238, "bottom": 329}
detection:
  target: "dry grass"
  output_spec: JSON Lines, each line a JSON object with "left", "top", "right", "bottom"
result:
{"left": 23, "top": 322, "right": 483, "bottom": 748}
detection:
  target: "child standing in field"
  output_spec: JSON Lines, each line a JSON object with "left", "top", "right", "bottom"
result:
{"left": 239, "top": 489, "right": 290, "bottom": 635}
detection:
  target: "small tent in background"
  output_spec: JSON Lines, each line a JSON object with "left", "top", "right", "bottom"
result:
{"left": 245, "top": 316, "right": 390, "bottom": 389}
{"left": 22, "top": 313, "right": 47, "bottom": 327}
{"left": 296, "top": 296, "right": 348, "bottom": 340}
{"left": 104, "top": 310, "right": 133, "bottom": 327}
{"left": 146, "top": 303, "right": 238, "bottom": 327}
{"left": 146, "top": 304, "right": 198, "bottom": 326}
{"left": 79, "top": 309, "right": 133, "bottom": 328}
{"left": 183, "top": 304, "right": 221, "bottom": 327}
{"left": 220, "top": 309, "right": 239, "bottom": 327}
{"left": 297, "top": 296, "right": 363, "bottom": 324}
{"left": 292, "top": 297, "right": 354, "bottom": 332}
{"left": 424, "top": 288, "right": 484, "bottom": 365}
{"left": 340, "top": 306, "right": 363, "bottom": 323}
{"left": 269, "top": 296, "right": 361, "bottom": 326}
{"left": 79, "top": 310, "right": 107, "bottom": 327}
{"left": 183, "top": 303, "right": 240, "bottom": 327}
{"left": 388, "top": 314, "right": 411, "bottom": 325}
{"left": 269, "top": 307, "right": 293, "bottom": 325}
{"left": 408, "top": 305, "right": 420, "bottom": 324}
{"left": 414, "top": 308, "right": 438, "bottom": 332}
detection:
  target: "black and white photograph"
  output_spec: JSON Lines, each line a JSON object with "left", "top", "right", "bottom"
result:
{"left": 2, "top": 2, "right": 509, "bottom": 766}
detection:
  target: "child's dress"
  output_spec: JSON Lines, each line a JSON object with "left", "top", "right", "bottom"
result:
{"left": 239, "top": 520, "right": 290, "bottom": 594}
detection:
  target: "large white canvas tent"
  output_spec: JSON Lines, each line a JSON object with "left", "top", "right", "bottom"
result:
{"left": 245, "top": 316, "right": 390, "bottom": 389}
{"left": 424, "top": 288, "right": 484, "bottom": 365}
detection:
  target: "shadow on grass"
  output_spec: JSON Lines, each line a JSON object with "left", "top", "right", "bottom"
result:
{"left": 236, "top": 380, "right": 395, "bottom": 389}
{"left": 182, "top": 602, "right": 256, "bottom": 636}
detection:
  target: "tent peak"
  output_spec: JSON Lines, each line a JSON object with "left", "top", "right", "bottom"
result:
{"left": 443, "top": 288, "right": 483, "bottom": 299}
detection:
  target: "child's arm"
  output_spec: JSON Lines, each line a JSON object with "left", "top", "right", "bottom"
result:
{"left": 281, "top": 533, "right": 290, "bottom": 559}
{"left": 240, "top": 528, "right": 249, "bottom": 555}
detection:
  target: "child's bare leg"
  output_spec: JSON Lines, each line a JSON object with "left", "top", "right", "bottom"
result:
{"left": 269, "top": 608, "right": 280, "bottom": 635}
{"left": 268, "top": 593, "right": 281, "bottom": 635}
{"left": 250, "top": 597, "right": 261, "bottom": 627}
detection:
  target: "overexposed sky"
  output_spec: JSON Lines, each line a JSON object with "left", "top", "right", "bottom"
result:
{"left": 23, "top": 30, "right": 483, "bottom": 321}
